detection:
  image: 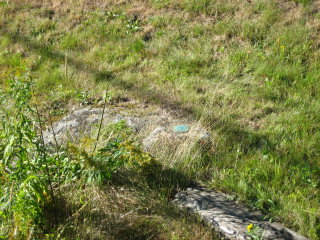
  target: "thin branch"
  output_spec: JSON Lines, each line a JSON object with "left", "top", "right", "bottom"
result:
{"left": 64, "top": 54, "right": 68, "bottom": 78}
{"left": 92, "top": 93, "right": 108, "bottom": 153}
{"left": 34, "top": 102, "right": 56, "bottom": 205}
{"left": 48, "top": 111, "right": 62, "bottom": 195}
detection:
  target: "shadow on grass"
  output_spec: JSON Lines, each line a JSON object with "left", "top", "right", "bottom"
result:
{"left": 1, "top": 29, "right": 274, "bottom": 153}
{"left": 113, "top": 220, "right": 161, "bottom": 240}
{"left": 112, "top": 161, "right": 196, "bottom": 200}
{"left": 46, "top": 162, "right": 214, "bottom": 240}
{"left": 60, "top": 207, "right": 164, "bottom": 240}
{"left": 56, "top": 197, "right": 212, "bottom": 240}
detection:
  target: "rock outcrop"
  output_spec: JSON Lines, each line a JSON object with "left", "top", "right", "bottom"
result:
{"left": 43, "top": 105, "right": 308, "bottom": 240}
{"left": 173, "top": 188, "right": 309, "bottom": 240}
{"left": 43, "top": 106, "right": 210, "bottom": 151}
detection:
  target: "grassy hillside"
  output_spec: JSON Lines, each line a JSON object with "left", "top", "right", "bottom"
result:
{"left": 0, "top": 0, "right": 319, "bottom": 239}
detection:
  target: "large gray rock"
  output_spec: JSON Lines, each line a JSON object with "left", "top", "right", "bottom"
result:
{"left": 173, "top": 188, "right": 309, "bottom": 240}
{"left": 43, "top": 108, "right": 103, "bottom": 146}
{"left": 43, "top": 106, "right": 211, "bottom": 151}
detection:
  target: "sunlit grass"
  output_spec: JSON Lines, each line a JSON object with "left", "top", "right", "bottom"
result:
{"left": 0, "top": 0, "right": 319, "bottom": 238}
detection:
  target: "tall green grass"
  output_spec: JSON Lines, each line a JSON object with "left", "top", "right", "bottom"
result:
{"left": 0, "top": 0, "right": 319, "bottom": 238}
{"left": 0, "top": 73, "right": 161, "bottom": 238}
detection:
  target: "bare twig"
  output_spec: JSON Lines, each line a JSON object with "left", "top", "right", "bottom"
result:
{"left": 64, "top": 54, "right": 68, "bottom": 78}
{"left": 34, "top": 102, "right": 56, "bottom": 206}
{"left": 56, "top": 202, "right": 88, "bottom": 237}
{"left": 92, "top": 93, "right": 108, "bottom": 153}
{"left": 48, "top": 111, "right": 62, "bottom": 195}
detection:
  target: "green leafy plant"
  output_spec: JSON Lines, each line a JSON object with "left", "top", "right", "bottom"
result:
{"left": 247, "top": 224, "right": 265, "bottom": 240}
{"left": 67, "top": 137, "right": 154, "bottom": 185}
{"left": 126, "top": 18, "right": 142, "bottom": 34}
{"left": 0, "top": 72, "right": 55, "bottom": 238}
{"left": 0, "top": 71, "right": 156, "bottom": 238}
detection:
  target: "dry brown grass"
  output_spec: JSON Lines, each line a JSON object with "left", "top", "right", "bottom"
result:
{"left": 52, "top": 175, "right": 217, "bottom": 240}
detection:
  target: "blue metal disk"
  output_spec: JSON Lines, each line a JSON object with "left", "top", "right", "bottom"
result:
{"left": 173, "top": 125, "right": 190, "bottom": 133}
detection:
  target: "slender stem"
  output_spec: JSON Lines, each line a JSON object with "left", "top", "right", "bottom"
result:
{"left": 48, "top": 111, "right": 62, "bottom": 195}
{"left": 34, "top": 103, "right": 55, "bottom": 204}
{"left": 93, "top": 94, "right": 108, "bottom": 153}
{"left": 64, "top": 54, "right": 68, "bottom": 78}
